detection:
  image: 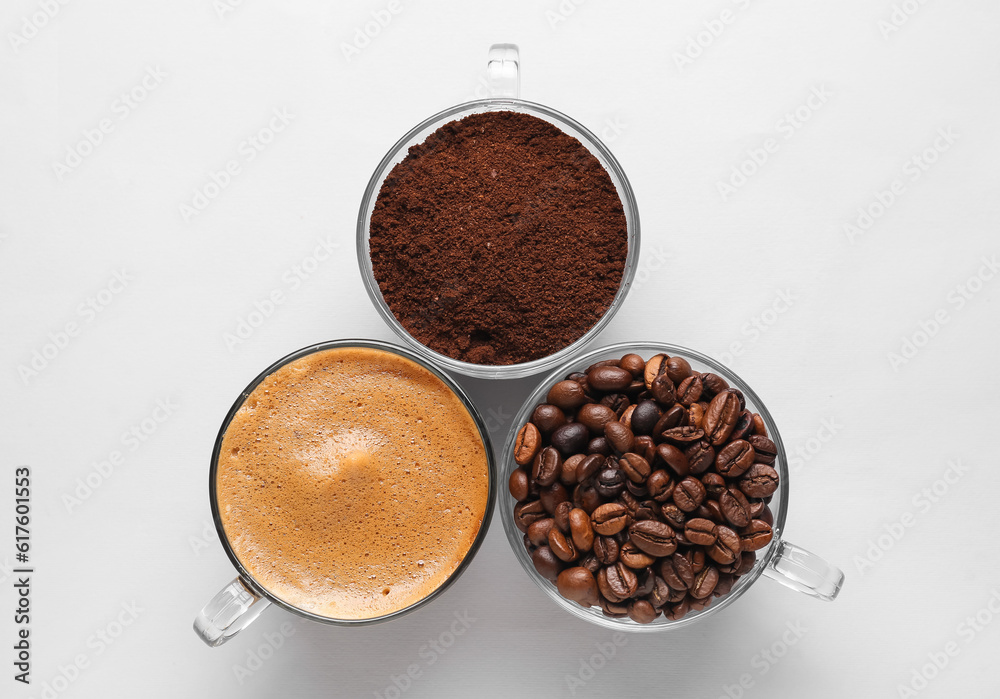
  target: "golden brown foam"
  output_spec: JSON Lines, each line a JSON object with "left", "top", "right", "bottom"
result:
{"left": 216, "top": 347, "right": 490, "bottom": 620}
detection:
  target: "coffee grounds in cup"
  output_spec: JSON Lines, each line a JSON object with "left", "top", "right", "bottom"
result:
{"left": 369, "top": 110, "right": 628, "bottom": 366}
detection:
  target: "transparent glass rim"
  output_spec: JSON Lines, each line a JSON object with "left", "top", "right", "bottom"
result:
{"left": 356, "top": 98, "right": 641, "bottom": 380}
{"left": 499, "top": 341, "right": 790, "bottom": 632}
{"left": 208, "top": 338, "right": 498, "bottom": 626}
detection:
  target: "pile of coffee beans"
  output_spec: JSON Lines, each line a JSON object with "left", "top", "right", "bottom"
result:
{"left": 509, "top": 352, "right": 779, "bottom": 623}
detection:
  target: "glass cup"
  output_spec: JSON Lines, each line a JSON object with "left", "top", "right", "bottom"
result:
{"left": 193, "top": 339, "right": 497, "bottom": 646}
{"left": 356, "top": 44, "right": 640, "bottom": 380}
{"left": 499, "top": 341, "right": 845, "bottom": 631}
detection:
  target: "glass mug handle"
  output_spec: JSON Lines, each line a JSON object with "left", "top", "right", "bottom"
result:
{"left": 486, "top": 43, "right": 519, "bottom": 100}
{"left": 762, "top": 540, "right": 845, "bottom": 601}
{"left": 193, "top": 577, "right": 271, "bottom": 647}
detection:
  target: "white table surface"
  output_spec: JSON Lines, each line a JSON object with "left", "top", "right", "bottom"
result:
{"left": 2, "top": 0, "right": 999, "bottom": 696}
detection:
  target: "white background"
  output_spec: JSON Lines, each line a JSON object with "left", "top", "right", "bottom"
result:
{"left": 2, "top": 0, "right": 999, "bottom": 697}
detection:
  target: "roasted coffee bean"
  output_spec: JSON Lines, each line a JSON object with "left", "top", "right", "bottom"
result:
{"left": 630, "top": 400, "right": 662, "bottom": 436}
{"left": 643, "top": 354, "right": 668, "bottom": 389}
{"left": 532, "top": 446, "right": 562, "bottom": 486}
{"left": 548, "top": 528, "right": 578, "bottom": 562}
{"left": 593, "top": 535, "right": 620, "bottom": 565}
{"left": 595, "top": 467, "right": 626, "bottom": 499}
{"left": 527, "top": 517, "right": 555, "bottom": 547}
{"left": 688, "top": 548, "right": 706, "bottom": 574}
{"left": 557, "top": 567, "right": 599, "bottom": 607}
{"left": 620, "top": 353, "right": 646, "bottom": 377}
{"left": 655, "top": 443, "right": 691, "bottom": 478}
{"left": 630, "top": 520, "right": 678, "bottom": 557}
{"left": 700, "top": 373, "right": 730, "bottom": 398}
{"left": 703, "top": 499, "right": 725, "bottom": 523}
{"left": 664, "top": 356, "right": 692, "bottom": 383}
{"left": 684, "top": 518, "right": 718, "bottom": 546}
{"left": 531, "top": 404, "right": 567, "bottom": 434}
{"left": 685, "top": 440, "right": 715, "bottom": 474}
{"left": 708, "top": 525, "right": 741, "bottom": 565}
{"left": 547, "top": 380, "right": 588, "bottom": 411}
{"left": 748, "top": 434, "right": 777, "bottom": 464}
{"left": 634, "top": 435, "right": 657, "bottom": 464}
{"left": 690, "top": 565, "right": 719, "bottom": 599}
{"left": 619, "top": 453, "right": 651, "bottom": 483}
{"left": 578, "top": 403, "right": 617, "bottom": 434}
{"left": 508, "top": 468, "right": 530, "bottom": 501}
{"left": 752, "top": 413, "right": 768, "bottom": 436}
{"left": 523, "top": 533, "right": 535, "bottom": 552}
{"left": 747, "top": 498, "right": 766, "bottom": 518}
{"left": 600, "top": 393, "right": 630, "bottom": 418}
{"left": 572, "top": 482, "right": 601, "bottom": 514}
{"left": 738, "top": 463, "right": 779, "bottom": 498}
{"left": 620, "top": 404, "right": 636, "bottom": 430}
{"left": 600, "top": 597, "right": 629, "bottom": 618}
{"left": 666, "top": 598, "right": 691, "bottom": 620}
{"left": 666, "top": 586, "right": 688, "bottom": 604}
{"left": 514, "top": 422, "right": 541, "bottom": 466}
{"left": 635, "top": 566, "right": 656, "bottom": 599}
{"left": 704, "top": 390, "right": 740, "bottom": 446}
{"left": 514, "top": 500, "right": 546, "bottom": 532}
{"left": 731, "top": 410, "right": 754, "bottom": 441}
{"left": 717, "top": 558, "right": 740, "bottom": 575}
{"left": 760, "top": 505, "right": 774, "bottom": 526}
{"left": 650, "top": 373, "right": 677, "bottom": 406}
{"left": 586, "top": 436, "right": 611, "bottom": 456}
{"left": 660, "top": 426, "right": 705, "bottom": 445}
{"left": 578, "top": 554, "right": 601, "bottom": 574}
{"left": 689, "top": 596, "right": 713, "bottom": 612}
{"left": 604, "top": 420, "right": 635, "bottom": 454}
{"left": 701, "top": 472, "right": 726, "bottom": 498}
{"left": 575, "top": 454, "right": 604, "bottom": 483}
{"left": 551, "top": 423, "right": 589, "bottom": 455}
{"left": 619, "top": 490, "right": 639, "bottom": 517}
{"left": 716, "top": 439, "right": 756, "bottom": 478}
{"left": 591, "top": 502, "right": 631, "bottom": 535}
{"left": 647, "top": 469, "right": 675, "bottom": 502}
{"left": 586, "top": 359, "right": 621, "bottom": 374}
{"left": 719, "top": 487, "right": 751, "bottom": 527}
{"left": 713, "top": 573, "right": 736, "bottom": 598}
{"left": 736, "top": 551, "right": 756, "bottom": 576}
{"left": 588, "top": 365, "right": 633, "bottom": 393}
{"left": 625, "top": 379, "right": 646, "bottom": 398}
{"left": 688, "top": 402, "right": 707, "bottom": 430}
{"left": 568, "top": 508, "right": 595, "bottom": 552}
{"left": 647, "top": 575, "right": 673, "bottom": 608}
{"left": 600, "top": 562, "right": 639, "bottom": 601}
{"left": 553, "top": 501, "right": 572, "bottom": 532}
{"left": 531, "top": 546, "right": 563, "bottom": 581}
{"left": 676, "top": 375, "right": 703, "bottom": 406}
{"left": 628, "top": 599, "right": 659, "bottom": 624}
{"left": 560, "top": 453, "right": 585, "bottom": 485}
{"left": 619, "top": 541, "right": 657, "bottom": 569}
{"left": 660, "top": 552, "right": 695, "bottom": 591}
{"left": 660, "top": 503, "right": 687, "bottom": 529}
{"left": 539, "top": 482, "right": 569, "bottom": 514}
{"left": 739, "top": 520, "right": 773, "bottom": 551}
{"left": 626, "top": 481, "right": 651, "bottom": 500}
{"left": 654, "top": 405, "right": 688, "bottom": 435}
{"left": 673, "top": 477, "right": 707, "bottom": 512}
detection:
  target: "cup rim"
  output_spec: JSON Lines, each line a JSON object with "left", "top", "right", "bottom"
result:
{"left": 499, "top": 341, "right": 790, "bottom": 632}
{"left": 208, "top": 338, "right": 497, "bottom": 626}
{"left": 356, "top": 97, "right": 641, "bottom": 380}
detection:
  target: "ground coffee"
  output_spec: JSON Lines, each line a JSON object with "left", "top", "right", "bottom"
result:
{"left": 369, "top": 110, "right": 628, "bottom": 365}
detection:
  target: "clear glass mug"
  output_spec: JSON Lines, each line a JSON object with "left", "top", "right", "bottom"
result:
{"left": 356, "top": 44, "right": 641, "bottom": 379}
{"left": 499, "top": 341, "right": 845, "bottom": 631}
{"left": 193, "top": 339, "right": 497, "bottom": 647}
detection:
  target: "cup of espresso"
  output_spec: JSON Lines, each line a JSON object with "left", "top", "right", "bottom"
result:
{"left": 193, "top": 340, "right": 496, "bottom": 646}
